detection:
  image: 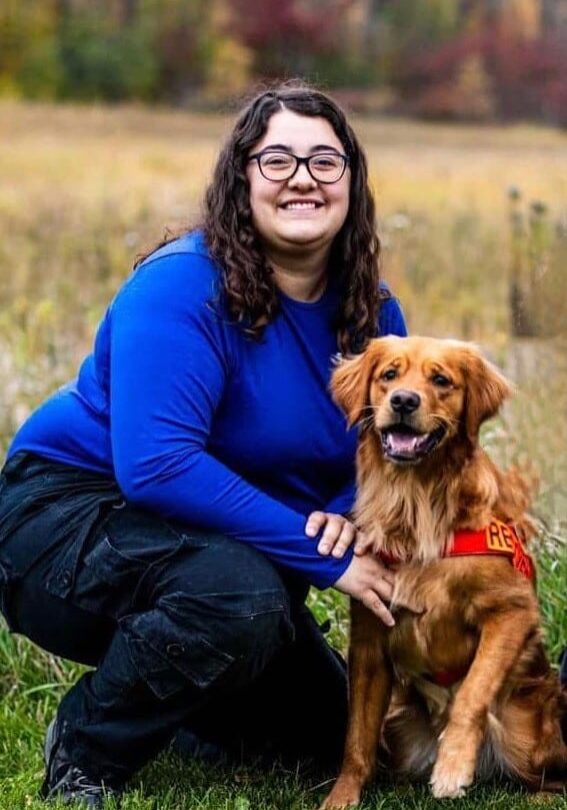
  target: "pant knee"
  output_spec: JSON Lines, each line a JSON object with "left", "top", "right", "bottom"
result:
{"left": 226, "top": 598, "right": 295, "bottom": 679}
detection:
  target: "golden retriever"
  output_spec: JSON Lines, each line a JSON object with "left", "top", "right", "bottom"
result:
{"left": 322, "top": 336, "right": 566, "bottom": 807}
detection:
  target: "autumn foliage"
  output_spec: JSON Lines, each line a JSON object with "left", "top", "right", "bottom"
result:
{"left": 394, "top": 28, "right": 567, "bottom": 124}
{"left": 0, "top": 0, "right": 565, "bottom": 124}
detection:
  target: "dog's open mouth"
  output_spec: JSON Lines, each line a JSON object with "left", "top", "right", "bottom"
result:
{"left": 380, "top": 424, "right": 446, "bottom": 464}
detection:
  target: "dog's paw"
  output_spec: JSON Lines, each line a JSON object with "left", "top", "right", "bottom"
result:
{"left": 319, "top": 777, "right": 362, "bottom": 809}
{"left": 430, "top": 758, "right": 474, "bottom": 799}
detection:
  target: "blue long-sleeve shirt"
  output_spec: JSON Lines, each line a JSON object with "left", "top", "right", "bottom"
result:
{"left": 8, "top": 232, "right": 407, "bottom": 588}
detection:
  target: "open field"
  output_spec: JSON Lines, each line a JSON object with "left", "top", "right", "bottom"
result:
{"left": 0, "top": 101, "right": 565, "bottom": 808}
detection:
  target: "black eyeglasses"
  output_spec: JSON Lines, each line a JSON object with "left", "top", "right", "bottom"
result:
{"left": 248, "top": 149, "right": 350, "bottom": 184}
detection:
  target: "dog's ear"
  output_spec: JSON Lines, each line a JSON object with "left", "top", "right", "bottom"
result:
{"left": 331, "top": 346, "right": 380, "bottom": 428}
{"left": 460, "top": 347, "right": 511, "bottom": 443}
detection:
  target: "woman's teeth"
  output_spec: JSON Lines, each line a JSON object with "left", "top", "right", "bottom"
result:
{"left": 282, "top": 202, "right": 319, "bottom": 210}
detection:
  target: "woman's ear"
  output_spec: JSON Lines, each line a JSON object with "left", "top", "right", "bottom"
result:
{"left": 460, "top": 347, "right": 511, "bottom": 444}
{"left": 330, "top": 346, "right": 380, "bottom": 428}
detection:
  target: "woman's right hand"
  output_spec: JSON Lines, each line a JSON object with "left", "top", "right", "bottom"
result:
{"left": 333, "top": 554, "right": 396, "bottom": 627}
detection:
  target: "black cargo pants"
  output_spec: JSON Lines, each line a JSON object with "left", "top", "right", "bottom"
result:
{"left": 0, "top": 452, "right": 347, "bottom": 787}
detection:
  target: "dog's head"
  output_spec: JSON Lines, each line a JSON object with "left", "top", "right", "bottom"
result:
{"left": 331, "top": 336, "right": 510, "bottom": 465}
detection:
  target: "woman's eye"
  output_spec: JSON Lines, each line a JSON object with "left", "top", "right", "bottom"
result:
{"left": 311, "top": 156, "right": 338, "bottom": 170}
{"left": 432, "top": 373, "right": 451, "bottom": 387}
{"left": 381, "top": 369, "right": 397, "bottom": 381}
{"left": 263, "top": 155, "right": 291, "bottom": 167}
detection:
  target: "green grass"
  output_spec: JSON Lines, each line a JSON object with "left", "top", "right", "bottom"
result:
{"left": 1, "top": 705, "right": 566, "bottom": 810}
{"left": 0, "top": 538, "right": 564, "bottom": 809}
{"left": 0, "top": 101, "right": 565, "bottom": 807}
{"left": 1, "top": 755, "right": 566, "bottom": 810}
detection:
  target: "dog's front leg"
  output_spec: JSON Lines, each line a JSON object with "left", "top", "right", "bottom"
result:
{"left": 430, "top": 607, "right": 538, "bottom": 798}
{"left": 321, "top": 601, "right": 392, "bottom": 809}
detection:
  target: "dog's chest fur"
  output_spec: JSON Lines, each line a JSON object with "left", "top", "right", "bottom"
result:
{"left": 353, "top": 433, "right": 499, "bottom": 564}
{"left": 386, "top": 559, "right": 478, "bottom": 687}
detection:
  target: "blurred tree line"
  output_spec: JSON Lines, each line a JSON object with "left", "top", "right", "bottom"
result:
{"left": 0, "top": 0, "right": 565, "bottom": 124}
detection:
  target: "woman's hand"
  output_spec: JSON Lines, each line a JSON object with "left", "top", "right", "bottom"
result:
{"left": 306, "top": 510, "right": 396, "bottom": 625}
{"left": 333, "top": 554, "right": 396, "bottom": 627}
{"left": 305, "top": 511, "right": 357, "bottom": 559}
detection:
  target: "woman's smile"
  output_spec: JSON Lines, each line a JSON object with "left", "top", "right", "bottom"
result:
{"left": 278, "top": 197, "right": 325, "bottom": 213}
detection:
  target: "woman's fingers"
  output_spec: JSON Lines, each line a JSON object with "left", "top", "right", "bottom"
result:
{"left": 317, "top": 515, "right": 352, "bottom": 556}
{"left": 373, "top": 575, "right": 394, "bottom": 602}
{"left": 329, "top": 520, "right": 356, "bottom": 558}
{"left": 353, "top": 531, "right": 374, "bottom": 556}
{"left": 361, "top": 590, "right": 395, "bottom": 627}
{"left": 332, "top": 554, "right": 396, "bottom": 626}
{"left": 306, "top": 511, "right": 357, "bottom": 557}
{"left": 305, "top": 511, "right": 326, "bottom": 538}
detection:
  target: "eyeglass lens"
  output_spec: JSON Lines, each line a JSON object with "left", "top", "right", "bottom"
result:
{"left": 259, "top": 152, "right": 345, "bottom": 182}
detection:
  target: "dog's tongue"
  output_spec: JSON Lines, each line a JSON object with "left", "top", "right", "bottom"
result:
{"left": 386, "top": 431, "right": 427, "bottom": 456}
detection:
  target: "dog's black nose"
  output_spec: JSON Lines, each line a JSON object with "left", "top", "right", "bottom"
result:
{"left": 390, "top": 389, "right": 421, "bottom": 414}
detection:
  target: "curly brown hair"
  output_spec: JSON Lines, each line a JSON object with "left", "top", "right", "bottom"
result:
{"left": 202, "top": 81, "right": 385, "bottom": 354}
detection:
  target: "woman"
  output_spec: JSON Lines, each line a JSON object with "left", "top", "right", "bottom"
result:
{"left": 0, "top": 82, "right": 406, "bottom": 806}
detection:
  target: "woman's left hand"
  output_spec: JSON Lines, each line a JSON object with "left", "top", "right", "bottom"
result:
{"left": 305, "top": 511, "right": 358, "bottom": 559}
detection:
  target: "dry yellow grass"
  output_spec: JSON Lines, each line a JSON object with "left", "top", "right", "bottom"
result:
{"left": 0, "top": 99, "right": 566, "bottom": 526}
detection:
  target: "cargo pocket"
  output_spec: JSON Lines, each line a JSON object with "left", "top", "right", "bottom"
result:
{"left": 120, "top": 608, "right": 235, "bottom": 700}
{"left": 69, "top": 506, "right": 208, "bottom": 616}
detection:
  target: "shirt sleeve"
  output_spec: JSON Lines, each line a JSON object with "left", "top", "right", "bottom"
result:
{"left": 109, "top": 252, "right": 351, "bottom": 589}
{"left": 378, "top": 294, "right": 408, "bottom": 338}
{"left": 324, "top": 478, "right": 356, "bottom": 517}
{"left": 322, "top": 292, "right": 408, "bottom": 517}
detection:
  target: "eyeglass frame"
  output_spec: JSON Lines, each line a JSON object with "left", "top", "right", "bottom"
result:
{"left": 247, "top": 149, "right": 350, "bottom": 184}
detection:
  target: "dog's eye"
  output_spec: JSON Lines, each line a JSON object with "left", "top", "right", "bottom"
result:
{"left": 432, "top": 373, "right": 452, "bottom": 387}
{"left": 381, "top": 369, "right": 397, "bottom": 381}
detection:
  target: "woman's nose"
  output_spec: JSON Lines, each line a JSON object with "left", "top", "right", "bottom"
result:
{"left": 287, "top": 164, "right": 317, "bottom": 188}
